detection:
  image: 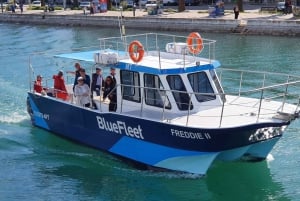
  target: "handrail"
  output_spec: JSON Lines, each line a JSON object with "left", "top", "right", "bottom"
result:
{"left": 238, "top": 80, "right": 300, "bottom": 95}
{"left": 113, "top": 81, "right": 299, "bottom": 125}
{"left": 97, "top": 32, "right": 217, "bottom": 65}
{"left": 30, "top": 77, "right": 300, "bottom": 126}
{"left": 217, "top": 68, "right": 300, "bottom": 122}
{"left": 218, "top": 68, "right": 300, "bottom": 79}
{"left": 29, "top": 64, "right": 300, "bottom": 127}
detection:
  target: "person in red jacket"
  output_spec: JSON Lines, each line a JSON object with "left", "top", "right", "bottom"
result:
{"left": 53, "top": 70, "right": 68, "bottom": 100}
{"left": 34, "top": 75, "right": 43, "bottom": 93}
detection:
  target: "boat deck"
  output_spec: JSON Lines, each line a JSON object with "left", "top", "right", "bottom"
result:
{"left": 91, "top": 93, "right": 298, "bottom": 129}
{"left": 169, "top": 95, "right": 299, "bottom": 128}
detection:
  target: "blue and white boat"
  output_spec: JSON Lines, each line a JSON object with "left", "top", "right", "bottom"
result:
{"left": 27, "top": 32, "right": 300, "bottom": 175}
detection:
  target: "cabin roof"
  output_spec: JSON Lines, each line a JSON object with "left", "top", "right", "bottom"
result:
{"left": 55, "top": 49, "right": 221, "bottom": 75}
{"left": 118, "top": 58, "right": 220, "bottom": 75}
{"left": 55, "top": 50, "right": 98, "bottom": 63}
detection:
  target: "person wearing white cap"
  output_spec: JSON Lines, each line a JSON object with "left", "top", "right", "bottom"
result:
{"left": 74, "top": 76, "right": 91, "bottom": 107}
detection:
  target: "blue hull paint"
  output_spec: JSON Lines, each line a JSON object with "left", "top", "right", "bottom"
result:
{"left": 245, "top": 137, "right": 281, "bottom": 159}
{"left": 27, "top": 93, "right": 287, "bottom": 174}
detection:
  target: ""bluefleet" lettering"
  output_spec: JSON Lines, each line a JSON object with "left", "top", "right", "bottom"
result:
{"left": 96, "top": 116, "right": 144, "bottom": 140}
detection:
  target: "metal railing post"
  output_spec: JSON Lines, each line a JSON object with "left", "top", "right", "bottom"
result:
{"left": 145, "top": 34, "right": 149, "bottom": 53}
{"left": 212, "top": 41, "right": 215, "bottom": 60}
{"left": 219, "top": 69, "right": 223, "bottom": 84}
{"left": 238, "top": 71, "right": 243, "bottom": 96}
{"left": 140, "top": 88, "right": 144, "bottom": 117}
{"left": 186, "top": 93, "right": 192, "bottom": 126}
{"left": 158, "top": 47, "right": 161, "bottom": 70}
{"left": 120, "top": 85, "right": 124, "bottom": 113}
{"left": 281, "top": 75, "right": 290, "bottom": 112}
{"left": 161, "top": 90, "right": 167, "bottom": 121}
{"left": 262, "top": 73, "right": 266, "bottom": 88}
{"left": 155, "top": 34, "right": 158, "bottom": 51}
{"left": 219, "top": 94, "right": 225, "bottom": 127}
{"left": 28, "top": 56, "right": 32, "bottom": 92}
{"left": 257, "top": 89, "right": 264, "bottom": 122}
{"left": 208, "top": 42, "right": 211, "bottom": 62}
{"left": 183, "top": 49, "right": 186, "bottom": 69}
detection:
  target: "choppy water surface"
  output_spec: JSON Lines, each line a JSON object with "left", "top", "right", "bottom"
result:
{"left": 0, "top": 23, "right": 299, "bottom": 201}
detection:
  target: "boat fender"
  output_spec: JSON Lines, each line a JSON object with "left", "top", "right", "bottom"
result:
{"left": 186, "top": 32, "right": 203, "bottom": 55}
{"left": 128, "top": 40, "right": 144, "bottom": 63}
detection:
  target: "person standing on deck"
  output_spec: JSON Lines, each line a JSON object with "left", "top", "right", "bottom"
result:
{"left": 110, "top": 67, "right": 117, "bottom": 84}
{"left": 34, "top": 75, "right": 43, "bottom": 93}
{"left": 74, "top": 76, "right": 91, "bottom": 107}
{"left": 53, "top": 70, "right": 68, "bottom": 100}
{"left": 79, "top": 68, "right": 91, "bottom": 86}
{"left": 67, "top": 62, "right": 82, "bottom": 91}
{"left": 91, "top": 67, "right": 104, "bottom": 96}
{"left": 103, "top": 76, "right": 117, "bottom": 112}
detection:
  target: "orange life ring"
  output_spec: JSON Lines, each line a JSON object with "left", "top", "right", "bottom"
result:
{"left": 128, "top": 40, "right": 144, "bottom": 63}
{"left": 186, "top": 32, "right": 203, "bottom": 55}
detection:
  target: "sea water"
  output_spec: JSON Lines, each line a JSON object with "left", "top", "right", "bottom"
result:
{"left": 0, "top": 23, "right": 300, "bottom": 201}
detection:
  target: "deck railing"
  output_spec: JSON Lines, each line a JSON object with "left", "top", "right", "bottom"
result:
{"left": 218, "top": 69, "right": 300, "bottom": 100}
{"left": 30, "top": 74, "right": 300, "bottom": 127}
{"left": 98, "top": 33, "right": 217, "bottom": 65}
{"left": 27, "top": 48, "right": 300, "bottom": 128}
{"left": 217, "top": 68, "right": 300, "bottom": 123}
{"left": 131, "top": 81, "right": 299, "bottom": 124}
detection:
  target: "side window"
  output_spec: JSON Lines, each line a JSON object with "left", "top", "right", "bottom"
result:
{"left": 144, "top": 74, "right": 171, "bottom": 109}
{"left": 209, "top": 69, "right": 225, "bottom": 102}
{"left": 188, "top": 72, "right": 216, "bottom": 102}
{"left": 167, "top": 75, "right": 193, "bottom": 111}
{"left": 120, "top": 70, "right": 141, "bottom": 102}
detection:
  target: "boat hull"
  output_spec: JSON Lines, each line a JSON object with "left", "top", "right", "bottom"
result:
{"left": 27, "top": 93, "right": 288, "bottom": 174}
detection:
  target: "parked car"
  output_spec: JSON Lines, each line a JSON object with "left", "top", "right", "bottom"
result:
{"left": 185, "top": 0, "right": 199, "bottom": 6}
{"left": 112, "top": 0, "right": 121, "bottom": 6}
{"left": 0, "top": 2, "right": 5, "bottom": 7}
{"left": 276, "top": 1, "right": 285, "bottom": 11}
{"left": 31, "top": 0, "right": 41, "bottom": 6}
{"left": 79, "top": 1, "right": 91, "bottom": 9}
{"left": 55, "top": 0, "right": 63, "bottom": 5}
{"left": 3, "top": 2, "right": 19, "bottom": 11}
{"left": 145, "top": 0, "right": 162, "bottom": 9}
{"left": 127, "top": 0, "right": 134, "bottom": 8}
{"left": 0, "top": 3, "right": 8, "bottom": 10}
{"left": 163, "top": 0, "right": 177, "bottom": 6}
{"left": 139, "top": 0, "right": 147, "bottom": 6}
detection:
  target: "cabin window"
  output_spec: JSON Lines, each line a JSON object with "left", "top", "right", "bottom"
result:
{"left": 166, "top": 75, "right": 193, "bottom": 111}
{"left": 209, "top": 69, "right": 225, "bottom": 102}
{"left": 187, "top": 72, "right": 216, "bottom": 102}
{"left": 144, "top": 74, "right": 171, "bottom": 109}
{"left": 120, "top": 70, "right": 141, "bottom": 102}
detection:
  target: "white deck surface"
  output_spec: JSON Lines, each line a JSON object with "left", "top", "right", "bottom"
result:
{"left": 170, "top": 95, "right": 299, "bottom": 128}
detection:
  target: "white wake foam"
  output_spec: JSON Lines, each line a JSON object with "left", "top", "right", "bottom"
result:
{"left": 0, "top": 111, "right": 29, "bottom": 124}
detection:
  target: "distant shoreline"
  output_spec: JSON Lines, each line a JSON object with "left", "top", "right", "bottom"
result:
{"left": 1, "top": 10, "right": 300, "bottom": 36}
